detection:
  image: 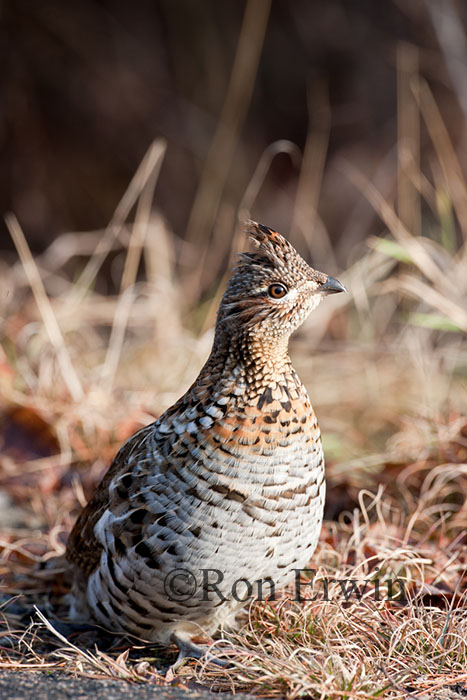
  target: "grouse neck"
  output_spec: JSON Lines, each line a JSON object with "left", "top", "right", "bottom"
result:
{"left": 206, "top": 325, "right": 292, "bottom": 385}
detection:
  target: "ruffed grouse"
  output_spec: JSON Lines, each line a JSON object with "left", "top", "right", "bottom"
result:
{"left": 66, "top": 221, "right": 346, "bottom": 658}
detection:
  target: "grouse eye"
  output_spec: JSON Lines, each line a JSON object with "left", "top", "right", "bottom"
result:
{"left": 268, "top": 283, "right": 288, "bottom": 299}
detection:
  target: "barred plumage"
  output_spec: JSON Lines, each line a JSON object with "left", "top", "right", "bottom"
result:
{"left": 66, "top": 221, "right": 346, "bottom": 656}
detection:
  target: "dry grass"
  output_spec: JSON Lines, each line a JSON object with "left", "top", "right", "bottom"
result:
{"left": 1, "top": 55, "right": 467, "bottom": 699}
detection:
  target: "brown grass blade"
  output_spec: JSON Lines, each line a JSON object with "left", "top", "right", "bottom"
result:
{"left": 185, "top": 0, "right": 271, "bottom": 246}
{"left": 5, "top": 213, "right": 84, "bottom": 402}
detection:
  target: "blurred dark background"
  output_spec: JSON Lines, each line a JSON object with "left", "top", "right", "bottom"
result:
{"left": 1, "top": 0, "right": 466, "bottom": 263}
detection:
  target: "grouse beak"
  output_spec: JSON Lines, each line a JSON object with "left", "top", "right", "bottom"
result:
{"left": 319, "top": 276, "right": 347, "bottom": 295}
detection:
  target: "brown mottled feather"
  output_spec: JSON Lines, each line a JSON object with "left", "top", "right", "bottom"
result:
{"left": 67, "top": 425, "right": 154, "bottom": 574}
